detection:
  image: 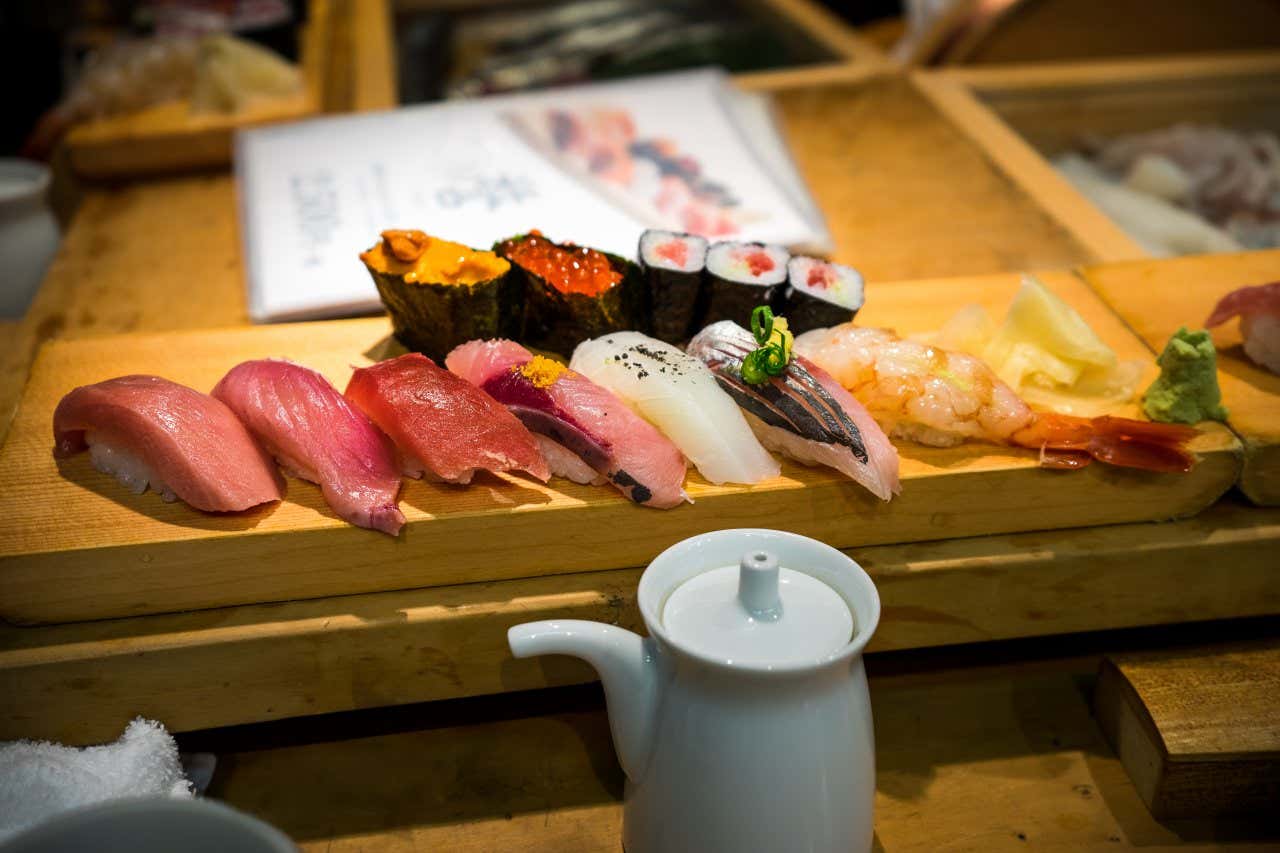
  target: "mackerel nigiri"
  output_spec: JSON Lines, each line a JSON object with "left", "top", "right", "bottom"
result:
{"left": 344, "top": 353, "right": 550, "bottom": 484}
{"left": 569, "top": 332, "right": 779, "bottom": 485}
{"left": 212, "top": 360, "right": 405, "bottom": 535}
{"left": 53, "top": 375, "right": 282, "bottom": 512}
{"left": 446, "top": 340, "right": 687, "bottom": 508}
{"left": 688, "top": 321, "right": 900, "bottom": 501}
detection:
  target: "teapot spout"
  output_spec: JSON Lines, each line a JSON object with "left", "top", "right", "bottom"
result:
{"left": 509, "top": 620, "right": 659, "bottom": 780}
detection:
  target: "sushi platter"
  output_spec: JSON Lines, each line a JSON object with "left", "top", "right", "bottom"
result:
{"left": 0, "top": 267, "right": 1240, "bottom": 626}
{"left": 914, "top": 53, "right": 1280, "bottom": 264}
{"left": 62, "top": 0, "right": 334, "bottom": 180}
{"left": 1084, "top": 250, "right": 1280, "bottom": 505}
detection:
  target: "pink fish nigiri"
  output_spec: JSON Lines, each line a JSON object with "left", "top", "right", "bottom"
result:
{"left": 344, "top": 353, "right": 550, "bottom": 485}
{"left": 212, "top": 359, "right": 405, "bottom": 535}
{"left": 446, "top": 340, "right": 688, "bottom": 508}
{"left": 1205, "top": 281, "right": 1280, "bottom": 375}
{"left": 53, "top": 375, "right": 282, "bottom": 512}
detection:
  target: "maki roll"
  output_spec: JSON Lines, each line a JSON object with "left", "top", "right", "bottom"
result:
{"left": 781, "top": 257, "right": 865, "bottom": 333}
{"left": 360, "top": 230, "right": 518, "bottom": 363}
{"left": 638, "top": 229, "right": 707, "bottom": 344}
{"left": 497, "top": 230, "right": 642, "bottom": 356}
{"left": 701, "top": 241, "right": 790, "bottom": 328}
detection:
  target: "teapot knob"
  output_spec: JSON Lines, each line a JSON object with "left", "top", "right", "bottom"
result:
{"left": 738, "top": 550, "right": 782, "bottom": 621}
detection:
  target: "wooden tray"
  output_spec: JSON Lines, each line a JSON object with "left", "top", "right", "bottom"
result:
{"left": 1084, "top": 250, "right": 1280, "bottom": 505}
{"left": 913, "top": 53, "right": 1280, "bottom": 265}
{"left": 62, "top": 0, "right": 339, "bottom": 179}
{"left": 4, "top": 497, "right": 1277, "bottom": 745}
{"left": 0, "top": 270, "right": 1240, "bottom": 625}
{"left": 1094, "top": 639, "right": 1280, "bottom": 820}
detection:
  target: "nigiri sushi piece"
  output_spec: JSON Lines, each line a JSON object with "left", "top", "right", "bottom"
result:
{"left": 53, "top": 375, "right": 282, "bottom": 512}
{"left": 447, "top": 340, "right": 688, "bottom": 508}
{"left": 1205, "top": 281, "right": 1280, "bottom": 375}
{"left": 688, "top": 321, "right": 899, "bottom": 501}
{"left": 569, "top": 332, "right": 780, "bottom": 485}
{"left": 795, "top": 324, "right": 1197, "bottom": 472}
{"left": 344, "top": 353, "right": 550, "bottom": 485}
{"left": 212, "top": 359, "right": 405, "bottom": 535}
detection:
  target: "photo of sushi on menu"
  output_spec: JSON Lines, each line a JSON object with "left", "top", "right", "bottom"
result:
{"left": 237, "top": 69, "right": 830, "bottom": 322}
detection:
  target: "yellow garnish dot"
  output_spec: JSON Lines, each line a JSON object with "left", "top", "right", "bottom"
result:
{"left": 518, "top": 355, "right": 569, "bottom": 389}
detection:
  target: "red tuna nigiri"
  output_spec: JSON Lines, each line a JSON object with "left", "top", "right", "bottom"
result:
{"left": 54, "top": 375, "right": 282, "bottom": 512}
{"left": 447, "top": 340, "right": 688, "bottom": 508}
{"left": 1205, "top": 281, "right": 1280, "bottom": 375}
{"left": 213, "top": 359, "right": 405, "bottom": 535}
{"left": 344, "top": 353, "right": 550, "bottom": 484}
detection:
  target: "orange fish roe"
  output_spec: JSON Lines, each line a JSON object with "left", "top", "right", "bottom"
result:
{"left": 501, "top": 231, "right": 623, "bottom": 296}
{"left": 517, "top": 355, "right": 570, "bottom": 389}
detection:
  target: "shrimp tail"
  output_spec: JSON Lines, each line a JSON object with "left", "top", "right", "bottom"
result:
{"left": 1012, "top": 414, "right": 1198, "bottom": 473}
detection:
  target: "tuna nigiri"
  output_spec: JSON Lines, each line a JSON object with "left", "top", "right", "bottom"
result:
{"left": 569, "top": 332, "right": 779, "bottom": 485}
{"left": 688, "top": 321, "right": 900, "bottom": 501}
{"left": 344, "top": 353, "right": 550, "bottom": 484}
{"left": 1205, "top": 281, "right": 1280, "bottom": 375}
{"left": 53, "top": 375, "right": 282, "bottom": 512}
{"left": 212, "top": 359, "right": 405, "bottom": 535}
{"left": 446, "top": 340, "right": 688, "bottom": 508}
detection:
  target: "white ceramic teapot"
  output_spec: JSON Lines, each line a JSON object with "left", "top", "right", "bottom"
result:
{"left": 508, "top": 528, "right": 880, "bottom": 853}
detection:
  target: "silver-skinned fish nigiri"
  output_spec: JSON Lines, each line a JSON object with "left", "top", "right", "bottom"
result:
{"left": 688, "top": 320, "right": 900, "bottom": 501}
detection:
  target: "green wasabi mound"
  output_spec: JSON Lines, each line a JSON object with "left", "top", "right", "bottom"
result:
{"left": 1142, "top": 327, "right": 1229, "bottom": 424}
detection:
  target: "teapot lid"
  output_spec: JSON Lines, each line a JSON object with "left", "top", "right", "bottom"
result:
{"left": 660, "top": 550, "right": 853, "bottom": 667}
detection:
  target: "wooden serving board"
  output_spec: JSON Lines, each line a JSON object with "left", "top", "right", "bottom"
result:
{"left": 1094, "top": 640, "right": 1280, "bottom": 819}
{"left": 0, "top": 270, "right": 1240, "bottom": 625}
{"left": 5, "top": 498, "right": 1277, "bottom": 746}
{"left": 1083, "top": 250, "right": 1280, "bottom": 505}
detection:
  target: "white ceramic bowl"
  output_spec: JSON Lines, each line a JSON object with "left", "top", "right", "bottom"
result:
{"left": 0, "top": 798, "right": 297, "bottom": 853}
{"left": 0, "top": 158, "right": 59, "bottom": 318}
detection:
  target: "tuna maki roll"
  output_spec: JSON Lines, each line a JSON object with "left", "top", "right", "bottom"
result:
{"left": 702, "top": 241, "right": 790, "bottom": 328}
{"left": 361, "top": 230, "right": 518, "bottom": 363}
{"left": 638, "top": 229, "right": 707, "bottom": 344}
{"left": 781, "top": 257, "right": 865, "bottom": 333}
{"left": 497, "top": 230, "right": 643, "bottom": 357}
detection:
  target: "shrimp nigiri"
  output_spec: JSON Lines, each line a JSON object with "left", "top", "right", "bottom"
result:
{"left": 794, "top": 325, "right": 1197, "bottom": 472}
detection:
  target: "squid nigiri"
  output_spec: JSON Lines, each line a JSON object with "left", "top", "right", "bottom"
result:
{"left": 53, "top": 375, "right": 282, "bottom": 511}
{"left": 569, "top": 332, "right": 779, "bottom": 486}
{"left": 795, "top": 324, "right": 1197, "bottom": 472}
{"left": 344, "top": 353, "right": 549, "bottom": 485}
{"left": 688, "top": 321, "right": 899, "bottom": 501}
{"left": 446, "top": 340, "right": 688, "bottom": 508}
{"left": 1205, "top": 281, "right": 1280, "bottom": 375}
{"left": 212, "top": 359, "right": 405, "bottom": 535}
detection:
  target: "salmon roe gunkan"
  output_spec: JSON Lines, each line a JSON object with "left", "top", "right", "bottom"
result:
{"left": 501, "top": 230, "right": 622, "bottom": 296}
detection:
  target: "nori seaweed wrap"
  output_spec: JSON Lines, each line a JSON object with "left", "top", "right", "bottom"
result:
{"left": 781, "top": 256, "right": 865, "bottom": 333}
{"left": 701, "top": 240, "right": 790, "bottom": 328}
{"left": 360, "top": 230, "right": 519, "bottom": 362}
{"left": 496, "top": 230, "right": 644, "bottom": 357}
{"left": 639, "top": 229, "right": 707, "bottom": 344}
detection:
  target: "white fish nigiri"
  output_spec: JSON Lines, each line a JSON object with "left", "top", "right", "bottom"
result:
{"left": 570, "top": 332, "right": 780, "bottom": 485}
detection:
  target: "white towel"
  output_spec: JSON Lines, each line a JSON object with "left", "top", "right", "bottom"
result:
{"left": 0, "top": 718, "right": 194, "bottom": 842}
